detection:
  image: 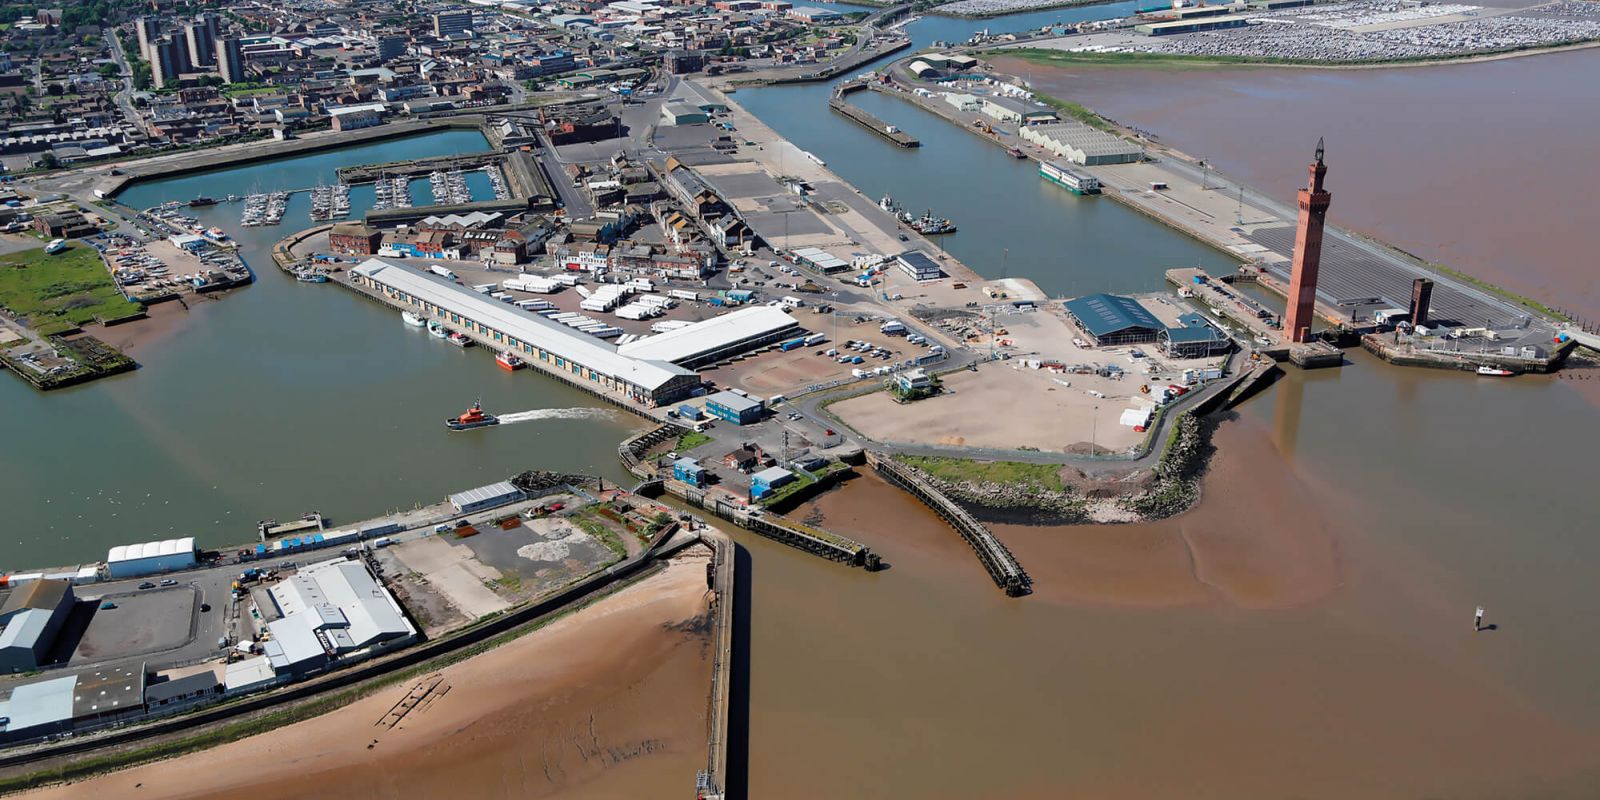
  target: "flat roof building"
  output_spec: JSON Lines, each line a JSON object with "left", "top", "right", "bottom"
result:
{"left": 352, "top": 260, "right": 701, "bottom": 405}
{"left": 895, "top": 251, "right": 943, "bottom": 281}
{"left": 1064, "top": 293, "right": 1164, "bottom": 346}
{"left": 704, "top": 390, "right": 764, "bottom": 425}
{"left": 1134, "top": 13, "right": 1252, "bottom": 35}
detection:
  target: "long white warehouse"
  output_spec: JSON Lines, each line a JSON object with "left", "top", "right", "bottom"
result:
{"left": 617, "top": 305, "right": 802, "bottom": 368}
{"left": 351, "top": 260, "right": 803, "bottom": 403}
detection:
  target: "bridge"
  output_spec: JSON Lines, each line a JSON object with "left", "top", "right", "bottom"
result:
{"left": 866, "top": 452, "right": 1032, "bottom": 597}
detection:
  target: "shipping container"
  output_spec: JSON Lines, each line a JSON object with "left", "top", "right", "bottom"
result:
{"left": 780, "top": 337, "right": 807, "bottom": 351}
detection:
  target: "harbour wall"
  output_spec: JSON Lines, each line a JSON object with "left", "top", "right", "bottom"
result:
{"left": 830, "top": 83, "right": 921, "bottom": 147}
{"left": 107, "top": 119, "right": 491, "bottom": 198}
{"left": 866, "top": 451, "right": 1031, "bottom": 597}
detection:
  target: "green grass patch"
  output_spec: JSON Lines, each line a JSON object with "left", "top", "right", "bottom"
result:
{"left": 0, "top": 243, "right": 141, "bottom": 331}
{"left": 675, "top": 431, "right": 713, "bottom": 452}
{"left": 900, "top": 454, "right": 1064, "bottom": 492}
{"left": 1025, "top": 87, "right": 1114, "bottom": 131}
{"left": 222, "top": 83, "right": 281, "bottom": 98}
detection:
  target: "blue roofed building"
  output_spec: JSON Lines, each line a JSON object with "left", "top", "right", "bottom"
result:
{"left": 1161, "top": 312, "right": 1232, "bottom": 358}
{"left": 1063, "top": 293, "right": 1164, "bottom": 346}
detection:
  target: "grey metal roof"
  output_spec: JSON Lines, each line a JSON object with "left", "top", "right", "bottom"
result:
{"left": 1064, "top": 294, "right": 1163, "bottom": 338}
{"left": 617, "top": 306, "right": 797, "bottom": 365}
{"left": 144, "top": 672, "right": 219, "bottom": 704}
{"left": 448, "top": 480, "right": 523, "bottom": 508}
{"left": 0, "top": 609, "right": 54, "bottom": 652}
{"left": 353, "top": 260, "right": 695, "bottom": 392}
{"left": 705, "top": 390, "right": 762, "bottom": 414}
{"left": 0, "top": 675, "right": 75, "bottom": 732}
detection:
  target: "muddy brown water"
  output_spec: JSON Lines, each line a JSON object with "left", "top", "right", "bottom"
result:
{"left": 993, "top": 49, "right": 1600, "bottom": 323}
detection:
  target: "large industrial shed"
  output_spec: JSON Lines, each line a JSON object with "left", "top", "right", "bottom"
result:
{"left": 264, "top": 558, "right": 417, "bottom": 677}
{"left": 617, "top": 305, "right": 801, "bottom": 369}
{"left": 1064, "top": 294, "right": 1165, "bottom": 346}
{"left": 0, "top": 580, "right": 75, "bottom": 672}
{"left": 106, "top": 537, "right": 197, "bottom": 579}
{"left": 661, "top": 101, "right": 709, "bottom": 126}
{"left": 1020, "top": 122, "right": 1143, "bottom": 166}
{"left": 353, "top": 260, "right": 703, "bottom": 405}
{"left": 449, "top": 481, "right": 525, "bottom": 514}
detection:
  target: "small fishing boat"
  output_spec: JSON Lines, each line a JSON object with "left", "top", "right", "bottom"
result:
{"left": 402, "top": 311, "right": 427, "bottom": 327}
{"left": 445, "top": 399, "right": 499, "bottom": 431}
{"left": 447, "top": 332, "right": 473, "bottom": 348}
{"left": 428, "top": 320, "right": 449, "bottom": 339}
{"left": 496, "top": 351, "right": 525, "bottom": 371}
{"left": 1476, "top": 366, "right": 1515, "bottom": 376}
{"left": 294, "top": 271, "right": 327, "bottom": 283}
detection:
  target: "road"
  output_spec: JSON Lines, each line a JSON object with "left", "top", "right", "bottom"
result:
{"left": 107, "top": 29, "right": 140, "bottom": 128}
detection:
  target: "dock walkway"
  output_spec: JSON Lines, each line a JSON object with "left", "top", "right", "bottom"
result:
{"left": 830, "top": 83, "right": 920, "bottom": 147}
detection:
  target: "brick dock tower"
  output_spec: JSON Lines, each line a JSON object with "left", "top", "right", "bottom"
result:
{"left": 1284, "top": 139, "right": 1332, "bottom": 343}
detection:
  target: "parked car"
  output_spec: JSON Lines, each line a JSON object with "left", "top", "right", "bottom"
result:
{"left": 99, "top": 600, "right": 117, "bottom": 610}
{"left": 159, "top": 578, "right": 178, "bottom": 587}
{"left": 138, "top": 582, "right": 155, "bottom": 589}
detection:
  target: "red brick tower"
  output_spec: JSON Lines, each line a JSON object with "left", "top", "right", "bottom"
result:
{"left": 1284, "top": 139, "right": 1331, "bottom": 343}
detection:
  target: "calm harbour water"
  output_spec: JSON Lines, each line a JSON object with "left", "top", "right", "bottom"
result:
{"left": 5, "top": 13, "right": 1600, "bottom": 797}
{"left": 1, "top": 130, "right": 640, "bottom": 570}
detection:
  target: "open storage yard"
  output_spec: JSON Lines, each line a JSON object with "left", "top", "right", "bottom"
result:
{"left": 831, "top": 364, "right": 1146, "bottom": 454}
{"left": 378, "top": 494, "right": 667, "bottom": 635}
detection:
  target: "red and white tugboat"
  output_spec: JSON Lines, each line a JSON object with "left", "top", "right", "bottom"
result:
{"left": 496, "top": 351, "right": 525, "bottom": 371}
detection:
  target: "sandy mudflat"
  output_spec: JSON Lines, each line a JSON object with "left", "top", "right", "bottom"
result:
{"left": 85, "top": 297, "right": 208, "bottom": 354}
{"left": 24, "top": 551, "right": 714, "bottom": 800}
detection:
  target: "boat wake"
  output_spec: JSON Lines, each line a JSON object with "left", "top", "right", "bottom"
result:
{"left": 496, "top": 408, "right": 620, "bottom": 425}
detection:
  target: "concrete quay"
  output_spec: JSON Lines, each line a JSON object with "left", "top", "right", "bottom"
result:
{"left": 831, "top": 83, "right": 921, "bottom": 147}
{"left": 873, "top": 66, "right": 1561, "bottom": 346}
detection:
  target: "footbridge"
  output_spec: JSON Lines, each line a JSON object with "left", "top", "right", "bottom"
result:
{"left": 867, "top": 452, "right": 1031, "bottom": 597}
